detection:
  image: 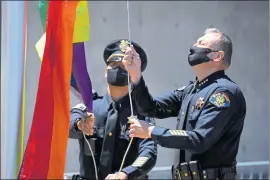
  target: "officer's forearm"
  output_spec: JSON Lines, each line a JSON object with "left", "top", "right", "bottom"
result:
{"left": 132, "top": 76, "right": 179, "bottom": 119}
{"left": 69, "top": 118, "right": 83, "bottom": 139}
{"left": 131, "top": 76, "right": 155, "bottom": 117}
{"left": 151, "top": 126, "right": 207, "bottom": 154}
{"left": 69, "top": 109, "right": 85, "bottom": 139}
{"left": 122, "top": 139, "right": 157, "bottom": 179}
{"left": 121, "top": 157, "right": 155, "bottom": 179}
{"left": 122, "top": 156, "right": 156, "bottom": 179}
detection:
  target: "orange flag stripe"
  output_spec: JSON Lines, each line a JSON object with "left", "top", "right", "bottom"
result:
{"left": 18, "top": 1, "right": 78, "bottom": 179}
{"left": 47, "top": 1, "right": 78, "bottom": 178}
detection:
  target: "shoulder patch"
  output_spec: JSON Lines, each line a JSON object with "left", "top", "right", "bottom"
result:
{"left": 209, "top": 92, "right": 230, "bottom": 108}
{"left": 72, "top": 103, "right": 87, "bottom": 112}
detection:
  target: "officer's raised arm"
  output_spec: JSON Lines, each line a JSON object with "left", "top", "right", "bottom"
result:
{"left": 122, "top": 46, "right": 183, "bottom": 119}
{"left": 147, "top": 89, "right": 245, "bottom": 153}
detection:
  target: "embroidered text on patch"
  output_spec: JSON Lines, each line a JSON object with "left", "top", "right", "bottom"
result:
{"left": 132, "top": 157, "right": 149, "bottom": 167}
{"left": 169, "top": 130, "right": 188, "bottom": 136}
{"left": 209, "top": 92, "right": 230, "bottom": 108}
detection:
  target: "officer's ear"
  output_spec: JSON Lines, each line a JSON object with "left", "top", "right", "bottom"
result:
{"left": 212, "top": 51, "right": 224, "bottom": 62}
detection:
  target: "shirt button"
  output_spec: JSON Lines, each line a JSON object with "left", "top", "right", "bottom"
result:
{"left": 181, "top": 112, "right": 185, "bottom": 116}
{"left": 109, "top": 132, "right": 112, "bottom": 136}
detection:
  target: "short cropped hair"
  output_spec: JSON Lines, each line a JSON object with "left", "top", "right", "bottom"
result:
{"left": 204, "top": 28, "right": 233, "bottom": 66}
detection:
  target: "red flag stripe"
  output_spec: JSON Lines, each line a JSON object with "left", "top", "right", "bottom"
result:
{"left": 18, "top": 1, "right": 78, "bottom": 179}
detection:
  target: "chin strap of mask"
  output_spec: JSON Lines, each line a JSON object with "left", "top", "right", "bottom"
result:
{"left": 118, "top": 0, "right": 137, "bottom": 174}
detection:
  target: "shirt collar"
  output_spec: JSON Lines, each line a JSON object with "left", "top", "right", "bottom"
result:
{"left": 195, "top": 70, "right": 225, "bottom": 90}
{"left": 104, "top": 92, "right": 131, "bottom": 110}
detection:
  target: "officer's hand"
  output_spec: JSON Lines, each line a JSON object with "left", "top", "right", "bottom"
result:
{"left": 77, "top": 112, "right": 95, "bottom": 136}
{"left": 122, "top": 45, "right": 142, "bottom": 84}
{"left": 129, "top": 118, "right": 154, "bottom": 139}
{"left": 105, "top": 172, "right": 128, "bottom": 180}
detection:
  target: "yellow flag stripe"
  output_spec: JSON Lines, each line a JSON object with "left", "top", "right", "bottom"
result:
{"left": 16, "top": 1, "right": 27, "bottom": 176}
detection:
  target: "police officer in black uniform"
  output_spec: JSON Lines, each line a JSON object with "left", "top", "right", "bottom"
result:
{"left": 69, "top": 39, "right": 157, "bottom": 180}
{"left": 123, "top": 28, "right": 246, "bottom": 180}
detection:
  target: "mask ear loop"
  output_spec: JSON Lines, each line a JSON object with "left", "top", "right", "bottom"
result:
{"left": 207, "top": 50, "right": 222, "bottom": 61}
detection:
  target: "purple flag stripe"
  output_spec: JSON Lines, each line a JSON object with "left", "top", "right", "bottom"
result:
{"left": 72, "top": 42, "right": 93, "bottom": 112}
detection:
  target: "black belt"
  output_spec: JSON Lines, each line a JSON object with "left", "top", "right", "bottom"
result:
{"left": 71, "top": 174, "right": 91, "bottom": 180}
{"left": 71, "top": 174, "right": 81, "bottom": 180}
{"left": 173, "top": 161, "right": 236, "bottom": 180}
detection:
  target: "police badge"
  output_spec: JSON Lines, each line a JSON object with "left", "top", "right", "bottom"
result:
{"left": 119, "top": 40, "right": 130, "bottom": 52}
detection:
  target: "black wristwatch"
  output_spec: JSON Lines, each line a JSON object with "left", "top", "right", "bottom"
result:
{"left": 74, "top": 118, "right": 82, "bottom": 131}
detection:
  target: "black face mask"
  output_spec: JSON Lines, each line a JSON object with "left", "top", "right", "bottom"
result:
{"left": 107, "top": 67, "right": 129, "bottom": 86}
{"left": 188, "top": 46, "right": 216, "bottom": 66}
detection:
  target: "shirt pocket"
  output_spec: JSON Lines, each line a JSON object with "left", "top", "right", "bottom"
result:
{"left": 187, "top": 110, "right": 201, "bottom": 129}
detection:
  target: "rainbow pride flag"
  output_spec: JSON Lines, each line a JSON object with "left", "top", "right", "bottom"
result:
{"left": 35, "top": 0, "right": 93, "bottom": 112}
{"left": 18, "top": 1, "right": 78, "bottom": 178}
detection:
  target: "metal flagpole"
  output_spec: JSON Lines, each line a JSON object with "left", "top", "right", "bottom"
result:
{"left": 1, "top": 1, "right": 25, "bottom": 179}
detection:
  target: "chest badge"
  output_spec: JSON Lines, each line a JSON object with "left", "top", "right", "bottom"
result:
{"left": 195, "top": 97, "right": 205, "bottom": 110}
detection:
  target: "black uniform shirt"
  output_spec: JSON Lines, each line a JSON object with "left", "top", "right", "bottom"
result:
{"left": 69, "top": 93, "right": 157, "bottom": 180}
{"left": 131, "top": 70, "right": 246, "bottom": 168}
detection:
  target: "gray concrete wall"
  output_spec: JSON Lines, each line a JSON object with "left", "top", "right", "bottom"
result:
{"left": 25, "top": 1, "right": 269, "bottom": 174}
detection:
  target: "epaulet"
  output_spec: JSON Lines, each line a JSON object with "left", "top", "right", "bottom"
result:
{"left": 177, "top": 86, "right": 186, "bottom": 91}
{"left": 72, "top": 103, "right": 87, "bottom": 112}
{"left": 176, "top": 81, "right": 194, "bottom": 91}
{"left": 189, "top": 80, "right": 196, "bottom": 85}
